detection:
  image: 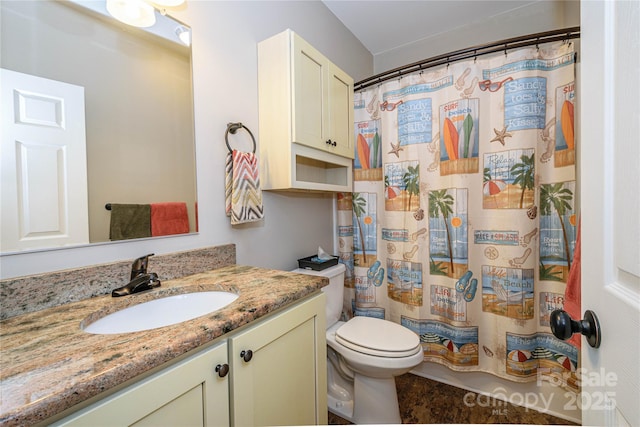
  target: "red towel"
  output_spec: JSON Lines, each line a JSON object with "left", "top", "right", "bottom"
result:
{"left": 563, "top": 218, "right": 581, "bottom": 348}
{"left": 150, "top": 202, "right": 190, "bottom": 237}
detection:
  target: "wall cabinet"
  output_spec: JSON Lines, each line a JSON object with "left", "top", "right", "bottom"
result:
{"left": 258, "top": 29, "right": 354, "bottom": 192}
{"left": 51, "top": 293, "right": 326, "bottom": 427}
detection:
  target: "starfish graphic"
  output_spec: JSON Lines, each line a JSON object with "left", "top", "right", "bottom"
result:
{"left": 490, "top": 127, "right": 512, "bottom": 145}
{"left": 388, "top": 141, "right": 403, "bottom": 157}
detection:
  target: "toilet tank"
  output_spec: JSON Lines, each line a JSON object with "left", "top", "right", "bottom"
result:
{"left": 292, "top": 263, "right": 345, "bottom": 328}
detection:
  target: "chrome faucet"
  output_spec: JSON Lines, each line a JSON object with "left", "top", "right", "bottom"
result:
{"left": 112, "top": 254, "right": 161, "bottom": 297}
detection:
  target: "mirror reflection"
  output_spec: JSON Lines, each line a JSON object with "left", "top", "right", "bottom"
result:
{"left": 0, "top": 0, "right": 197, "bottom": 253}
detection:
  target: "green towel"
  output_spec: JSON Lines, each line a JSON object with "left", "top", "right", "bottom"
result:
{"left": 109, "top": 204, "right": 151, "bottom": 240}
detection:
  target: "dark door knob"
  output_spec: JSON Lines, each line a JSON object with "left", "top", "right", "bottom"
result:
{"left": 240, "top": 349, "right": 253, "bottom": 362}
{"left": 550, "top": 309, "right": 601, "bottom": 348}
{"left": 215, "top": 363, "right": 229, "bottom": 377}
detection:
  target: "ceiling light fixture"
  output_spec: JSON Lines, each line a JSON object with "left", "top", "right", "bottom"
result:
{"left": 149, "top": 0, "right": 185, "bottom": 6}
{"left": 175, "top": 26, "right": 191, "bottom": 46}
{"left": 106, "top": 0, "right": 156, "bottom": 28}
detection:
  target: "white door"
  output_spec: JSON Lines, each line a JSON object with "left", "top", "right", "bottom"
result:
{"left": 1, "top": 68, "right": 89, "bottom": 252}
{"left": 580, "top": 2, "right": 640, "bottom": 426}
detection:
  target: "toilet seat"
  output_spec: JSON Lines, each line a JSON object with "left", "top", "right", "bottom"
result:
{"left": 335, "top": 316, "right": 421, "bottom": 358}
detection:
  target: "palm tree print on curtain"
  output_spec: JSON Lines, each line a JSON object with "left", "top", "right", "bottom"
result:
{"left": 483, "top": 149, "right": 535, "bottom": 209}
{"left": 352, "top": 192, "right": 377, "bottom": 268}
{"left": 429, "top": 189, "right": 468, "bottom": 279}
{"left": 539, "top": 181, "right": 576, "bottom": 282}
{"left": 336, "top": 192, "right": 355, "bottom": 289}
{"left": 339, "top": 41, "right": 578, "bottom": 389}
{"left": 384, "top": 161, "right": 419, "bottom": 211}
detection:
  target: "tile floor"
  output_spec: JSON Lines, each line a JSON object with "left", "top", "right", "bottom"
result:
{"left": 327, "top": 373, "right": 578, "bottom": 425}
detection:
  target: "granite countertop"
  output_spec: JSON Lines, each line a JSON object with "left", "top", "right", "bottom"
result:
{"left": 0, "top": 265, "right": 327, "bottom": 426}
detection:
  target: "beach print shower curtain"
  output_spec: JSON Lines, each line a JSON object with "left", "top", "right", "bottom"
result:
{"left": 337, "top": 41, "right": 578, "bottom": 389}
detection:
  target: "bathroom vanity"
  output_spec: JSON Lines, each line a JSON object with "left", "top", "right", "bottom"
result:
{"left": 0, "top": 265, "right": 328, "bottom": 426}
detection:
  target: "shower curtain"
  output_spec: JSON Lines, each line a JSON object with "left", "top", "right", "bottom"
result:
{"left": 337, "top": 41, "right": 578, "bottom": 389}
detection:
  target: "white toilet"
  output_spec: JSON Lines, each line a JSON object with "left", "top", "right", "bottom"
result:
{"left": 293, "top": 263, "right": 424, "bottom": 424}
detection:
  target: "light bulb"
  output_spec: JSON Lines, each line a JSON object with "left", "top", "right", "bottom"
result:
{"left": 175, "top": 26, "right": 191, "bottom": 46}
{"left": 106, "top": 0, "right": 156, "bottom": 28}
{"left": 149, "top": 0, "right": 185, "bottom": 6}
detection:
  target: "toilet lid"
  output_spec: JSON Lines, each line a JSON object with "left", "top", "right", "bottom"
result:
{"left": 335, "top": 316, "right": 421, "bottom": 358}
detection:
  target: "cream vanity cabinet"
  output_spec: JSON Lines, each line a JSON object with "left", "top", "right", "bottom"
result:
{"left": 52, "top": 342, "right": 230, "bottom": 427}
{"left": 50, "top": 293, "right": 326, "bottom": 427}
{"left": 258, "top": 29, "right": 354, "bottom": 192}
{"left": 229, "top": 292, "right": 327, "bottom": 425}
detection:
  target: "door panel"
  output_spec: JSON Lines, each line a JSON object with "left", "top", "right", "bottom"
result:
{"left": 329, "top": 65, "right": 354, "bottom": 158}
{"left": 229, "top": 294, "right": 326, "bottom": 426}
{"left": 580, "top": 2, "right": 640, "bottom": 426}
{"left": 1, "top": 68, "right": 89, "bottom": 251}
{"left": 293, "top": 37, "right": 325, "bottom": 149}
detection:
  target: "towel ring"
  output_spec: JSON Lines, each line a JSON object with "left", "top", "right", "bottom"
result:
{"left": 225, "top": 122, "right": 256, "bottom": 154}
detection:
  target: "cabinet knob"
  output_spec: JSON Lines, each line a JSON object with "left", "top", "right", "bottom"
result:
{"left": 215, "top": 363, "right": 229, "bottom": 377}
{"left": 240, "top": 349, "right": 253, "bottom": 362}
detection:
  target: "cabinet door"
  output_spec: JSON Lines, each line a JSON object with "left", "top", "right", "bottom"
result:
{"left": 53, "top": 342, "right": 229, "bottom": 427}
{"left": 291, "top": 34, "right": 354, "bottom": 159}
{"left": 292, "top": 33, "right": 327, "bottom": 151}
{"left": 229, "top": 293, "right": 327, "bottom": 426}
{"left": 328, "top": 64, "right": 354, "bottom": 159}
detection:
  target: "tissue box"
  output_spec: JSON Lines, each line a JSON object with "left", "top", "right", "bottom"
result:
{"left": 297, "top": 255, "right": 339, "bottom": 271}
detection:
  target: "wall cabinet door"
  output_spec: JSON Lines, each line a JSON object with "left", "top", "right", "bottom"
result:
{"left": 53, "top": 342, "right": 229, "bottom": 427}
{"left": 229, "top": 293, "right": 327, "bottom": 426}
{"left": 327, "top": 63, "right": 354, "bottom": 159}
{"left": 291, "top": 33, "right": 354, "bottom": 159}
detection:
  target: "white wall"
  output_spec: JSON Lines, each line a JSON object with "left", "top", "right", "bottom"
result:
{"left": 0, "top": 1, "right": 373, "bottom": 279}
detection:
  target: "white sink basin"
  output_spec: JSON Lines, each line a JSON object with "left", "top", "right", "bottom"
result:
{"left": 83, "top": 291, "right": 239, "bottom": 334}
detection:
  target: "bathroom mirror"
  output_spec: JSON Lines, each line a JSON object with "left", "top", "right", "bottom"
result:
{"left": 0, "top": 0, "right": 196, "bottom": 253}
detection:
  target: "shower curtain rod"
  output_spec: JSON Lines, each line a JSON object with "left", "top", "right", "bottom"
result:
{"left": 354, "top": 26, "right": 580, "bottom": 91}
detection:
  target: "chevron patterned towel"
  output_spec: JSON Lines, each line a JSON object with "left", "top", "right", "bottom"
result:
{"left": 225, "top": 150, "right": 264, "bottom": 224}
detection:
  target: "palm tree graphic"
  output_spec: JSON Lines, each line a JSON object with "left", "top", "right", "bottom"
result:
{"left": 483, "top": 167, "right": 491, "bottom": 182}
{"left": 511, "top": 153, "right": 535, "bottom": 208}
{"left": 352, "top": 192, "right": 368, "bottom": 265}
{"left": 540, "top": 183, "right": 574, "bottom": 271}
{"left": 403, "top": 164, "right": 420, "bottom": 211}
{"left": 429, "top": 190, "right": 455, "bottom": 276}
